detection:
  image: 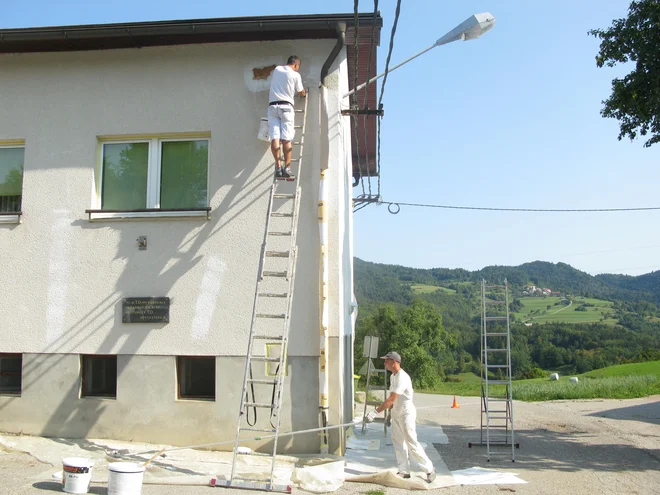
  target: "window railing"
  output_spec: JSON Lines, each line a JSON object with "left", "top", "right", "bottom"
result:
{"left": 0, "top": 195, "right": 22, "bottom": 214}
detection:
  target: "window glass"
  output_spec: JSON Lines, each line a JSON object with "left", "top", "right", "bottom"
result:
{"left": 0, "top": 354, "right": 22, "bottom": 395}
{"left": 102, "top": 143, "right": 149, "bottom": 210}
{"left": 160, "top": 140, "right": 209, "bottom": 209}
{"left": 82, "top": 355, "right": 117, "bottom": 398}
{"left": 0, "top": 148, "right": 24, "bottom": 213}
{"left": 177, "top": 356, "right": 215, "bottom": 400}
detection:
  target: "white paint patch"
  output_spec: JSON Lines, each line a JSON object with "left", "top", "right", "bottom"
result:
{"left": 191, "top": 256, "right": 226, "bottom": 340}
{"left": 46, "top": 210, "right": 72, "bottom": 344}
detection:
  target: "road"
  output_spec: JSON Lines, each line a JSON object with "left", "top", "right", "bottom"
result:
{"left": 1, "top": 393, "right": 659, "bottom": 494}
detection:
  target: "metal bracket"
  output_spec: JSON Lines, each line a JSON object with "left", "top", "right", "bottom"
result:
{"left": 341, "top": 107, "right": 384, "bottom": 117}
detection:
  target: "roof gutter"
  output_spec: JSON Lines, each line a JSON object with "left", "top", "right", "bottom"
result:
{"left": 320, "top": 22, "right": 346, "bottom": 87}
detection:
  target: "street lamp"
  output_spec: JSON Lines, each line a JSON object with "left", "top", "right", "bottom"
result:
{"left": 343, "top": 12, "right": 496, "bottom": 98}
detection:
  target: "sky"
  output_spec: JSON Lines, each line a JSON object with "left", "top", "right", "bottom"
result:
{"left": 3, "top": 0, "right": 659, "bottom": 276}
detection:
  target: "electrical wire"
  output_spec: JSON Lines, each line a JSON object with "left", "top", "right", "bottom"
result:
{"left": 372, "top": 201, "right": 660, "bottom": 214}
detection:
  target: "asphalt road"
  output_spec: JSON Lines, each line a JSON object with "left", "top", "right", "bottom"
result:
{"left": 1, "top": 393, "right": 659, "bottom": 494}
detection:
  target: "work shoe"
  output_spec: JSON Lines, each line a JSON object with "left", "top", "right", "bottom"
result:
{"left": 275, "top": 167, "right": 283, "bottom": 178}
{"left": 397, "top": 472, "right": 411, "bottom": 479}
{"left": 282, "top": 166, "right": 295, "bottom": 179}
{"left": 426, "top": 470, "right": 436, "bottom": 483}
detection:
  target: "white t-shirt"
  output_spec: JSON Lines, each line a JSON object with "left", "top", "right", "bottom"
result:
{"left": 269, "top": 65, "right": 304, "bottom": 105}
{"left": 389, "top": 368, "right": 415, "bottom": 415}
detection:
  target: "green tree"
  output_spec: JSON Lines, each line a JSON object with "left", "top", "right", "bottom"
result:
{"left": 358, "top": 299, "right": 455, "bottom": 389}
{"left": 589, "top": 0, "right": 660, "bottom": 147}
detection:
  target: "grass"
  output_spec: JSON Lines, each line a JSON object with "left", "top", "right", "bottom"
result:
{"left": 515, "top": 296, "right": 617, "bottom": 325}
{"left": 513, "top": 375, "right": 660, "bottom": 401}
{"left": 364, "top": 490, "right": 384, "bottom": 495}
{"left": 420, "top": 361, "right": 660, "bottom": 401}
{"left": 410, "top": 284, "right": 456, "bottom": 294}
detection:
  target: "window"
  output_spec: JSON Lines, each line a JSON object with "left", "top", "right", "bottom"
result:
{"left": 81, "top": 355, "right": 117, "bottom": 398}
{"left": 0, "top": 145, "right": 24, "bottom": 223}
{"left": 0, "top": 354, "right": 22, "bottom": 396}
{"left": 177, "top": 356, "right": 215, "bottom": 400}
{"left": 90, "top": 136, "right": 210, "bottom": 220}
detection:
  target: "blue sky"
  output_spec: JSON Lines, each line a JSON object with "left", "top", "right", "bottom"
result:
{"left": 4, "top": 1, "right": 659, "bottom": 275}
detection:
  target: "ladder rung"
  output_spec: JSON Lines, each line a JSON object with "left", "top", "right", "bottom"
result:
{"left": 486, "top": 364, "right": 510, "bottom": 368}
{"left": 240, "top": 427, "right": 276, "bottom": 433}
{"left": 289, "top": 158, "right": 299, "bottom": 163}
{"left": 486, "top": 333, "right": 508, "bottom": 337}
{"left": 294, "top": 125, "right": 302, "bottom": 129}
{"left": 256, "top": 313, "right": 286, "bottom": 319}
{"left": 486, "top": 410, "right": 508, "bottom": 413}
{"left": 270, "top": 212, "right": 293, "bottom": 218}
{"left": 265, "top": 251, "right": 290, "bottom": 258}
{"left": 485, "top": 316, "right": 508, "bottom": 321}
{"left": 234, "top": 477, "right": 270, "bottom": 483}
{"left": 484, "top": 425, "right": 511, "bottom": 429}
{"left": 236, "top": 451, "right": 273, "bottom": 457}
{"left": 488, "top": 415, "right": 511, "bottom": 419}
{"left": 251, "top": 335, "right": 284, "bottom": 341}
{"left": 371, "top": 369, "right": 387, "bottom": 373}
{"left": 258, "top": 292, "right": 288, "bottom": 298}
{"left": 262, "top": 271, "right": 288, "bottom": 277}
{"left": 487, "top": 380, "right": 510, "bottom": 384}
{"left": 244, "top": 402, "right": 277, "bottom": 408}
{"left": 273, "top": 193, "right": 295, "bottom": 199}
{"left": 250, "top": 357, "right": 281, "bottom": 362}
{"left": 294, "top": 110, "right": 304, "bottom": 113}
{"left": 247, "top": 378, "right": 279, "bottom": 385}
{"left": 487, "top": 398, "right": 510, "bottom": 402}
{"left": 268, "top": 232, "right": 292, "bottom": 236}
{"left": 365, "top": 400, "right": 383, "bottom": 406}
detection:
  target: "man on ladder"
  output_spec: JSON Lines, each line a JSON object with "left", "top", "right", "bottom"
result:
{"left": 268, "top": 55, "right": 306, "bottom": 180}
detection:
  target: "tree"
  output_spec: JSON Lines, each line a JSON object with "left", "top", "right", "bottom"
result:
{"left": 589, "top": 0, "right": 660, "bottom": 147}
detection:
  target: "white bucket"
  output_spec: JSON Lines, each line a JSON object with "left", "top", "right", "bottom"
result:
{"left": 108, "top": 462, "right": 146, "bottom": 495}
{"left": 257, "top": 117, "right": 270, "bottom": 142}
{"left": 62, "top": 457, "right": 94, "bottom": 494}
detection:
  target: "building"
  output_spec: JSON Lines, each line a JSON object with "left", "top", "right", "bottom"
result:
{"left": 0, "top": 13, "right": 382, "bottom": 454}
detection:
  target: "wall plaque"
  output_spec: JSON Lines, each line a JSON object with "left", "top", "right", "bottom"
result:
{"left": 122, "top": 297, "right": 170, "bottom": 323}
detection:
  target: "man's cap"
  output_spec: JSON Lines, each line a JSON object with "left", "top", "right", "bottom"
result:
{"left": 379, "top": 351, "right": 401, "bottom": 363}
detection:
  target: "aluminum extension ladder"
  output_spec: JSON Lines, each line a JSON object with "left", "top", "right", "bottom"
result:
{"left": 216, "top": 94, "right": 308, "bottom": 492}
{"left": 469, "top": 279, "right": 519, "bottom": 461}
{"left": 360, "top": 347, "right": 390, "bottom": 436}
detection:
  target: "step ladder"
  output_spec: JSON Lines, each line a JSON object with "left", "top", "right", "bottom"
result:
{"left": 468, "top": 279, "right": 519, "bottom": 461}
{"left": 216, "top": 94, "right": 309, "bottom": 492}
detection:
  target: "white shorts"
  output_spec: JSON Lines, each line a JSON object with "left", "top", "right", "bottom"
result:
{"left": 268, "top": 103, "right": 295, "bottom": 141}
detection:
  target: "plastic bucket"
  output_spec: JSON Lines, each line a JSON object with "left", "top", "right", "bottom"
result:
{"left": 257, "top": 117, "right": 270, "bottom": 142}
{"left": 62, "top": 457, "right": 94, "bottom": 494}
{"left": 108, "top": 462, "right": 146, "bottom": 495}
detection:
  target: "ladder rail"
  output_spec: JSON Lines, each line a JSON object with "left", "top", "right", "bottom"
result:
{"left": 230, "top": 183, "right": 277, "bottom": 482}
{"left": 230, "top": 93, "right": 309, "bottom": 490}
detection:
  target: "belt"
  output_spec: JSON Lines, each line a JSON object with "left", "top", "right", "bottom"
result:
{"left": 269, "top": 101, "right": 292, "bottom": 106}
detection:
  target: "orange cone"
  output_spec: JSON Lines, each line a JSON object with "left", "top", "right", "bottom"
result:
{"left": 451, "top": 396, "right": 460, "bottom": 408}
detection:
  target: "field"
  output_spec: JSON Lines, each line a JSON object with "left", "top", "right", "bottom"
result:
{"left": 409, "top": 284, "right": 456, "bottom": 295}
{"left": 515, "top": 295, "right": 617, "bottom": 325}
{"left": 420, "top": 361, "right": 660, "bottom": 400}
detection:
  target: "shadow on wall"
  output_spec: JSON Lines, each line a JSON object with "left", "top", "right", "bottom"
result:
{"left": 20, "top": 125, "right": 277, "bottom": 440}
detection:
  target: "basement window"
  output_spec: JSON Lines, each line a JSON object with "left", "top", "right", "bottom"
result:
{"left": 177, "top": 356, "right": 215, "bottom": 401}
{"left": 81, "top": 355, "right": 117, "bottom": 399}
{"left": 0, "top": 354, "right": 22, "bottom": 396}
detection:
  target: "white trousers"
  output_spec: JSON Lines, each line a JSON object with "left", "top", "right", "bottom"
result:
{"left": 391, "top": 409, "right": 434, "bottom": 474}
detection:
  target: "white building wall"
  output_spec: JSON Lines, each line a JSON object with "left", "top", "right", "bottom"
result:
{"left": 0, "top": 39, "right": 351, "bottom": 451}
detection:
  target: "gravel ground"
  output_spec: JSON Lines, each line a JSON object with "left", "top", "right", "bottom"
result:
{"left": 1, "top": 393, "right": 659, "bottom": 494}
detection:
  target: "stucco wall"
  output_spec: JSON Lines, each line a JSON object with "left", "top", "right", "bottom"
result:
{"left": 0, "top": 40, "right": 339, "bottom": 358}
{"left": 0, "top": 39, "right": 354, "bottom": 451}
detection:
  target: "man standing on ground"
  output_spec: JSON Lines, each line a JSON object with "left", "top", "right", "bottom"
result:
{"left": 268, "top": 55, "right": 306, "bottom": 179}
{"left": 366, "top": 351, "right": 436, "bottom": 483}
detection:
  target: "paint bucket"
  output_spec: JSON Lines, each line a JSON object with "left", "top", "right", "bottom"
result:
{"left": 62, "top": 457, "right": 94, "bottom": 494}
{"left": 257, "top": 117, "right": 270, "bottom": 142}
{"left": 107, "top": 462, "right": 146, "bottom": 495}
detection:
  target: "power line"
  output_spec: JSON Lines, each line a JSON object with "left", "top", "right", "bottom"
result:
{"left": 365, "top": 201, "right": 660, "bottom": 214}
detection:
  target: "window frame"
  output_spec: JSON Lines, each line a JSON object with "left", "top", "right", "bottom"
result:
{"left": 88, "top": 134, "right": 211, "bottom": 221}
{"left": 176, "top": 356, "right": 216, "bottom": 401}
{"left": 0, "top": 353, "right": 22, "bottom": 396}
{"left": 81, "top": 355, "right": 117, "bottom": 399}
{"left": 0, "top": 142, "right": 25, "bottom": 225}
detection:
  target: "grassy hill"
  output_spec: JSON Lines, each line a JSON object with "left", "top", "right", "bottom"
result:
{"left": 516, "top": 296, "right": 617, "bottom": 325}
